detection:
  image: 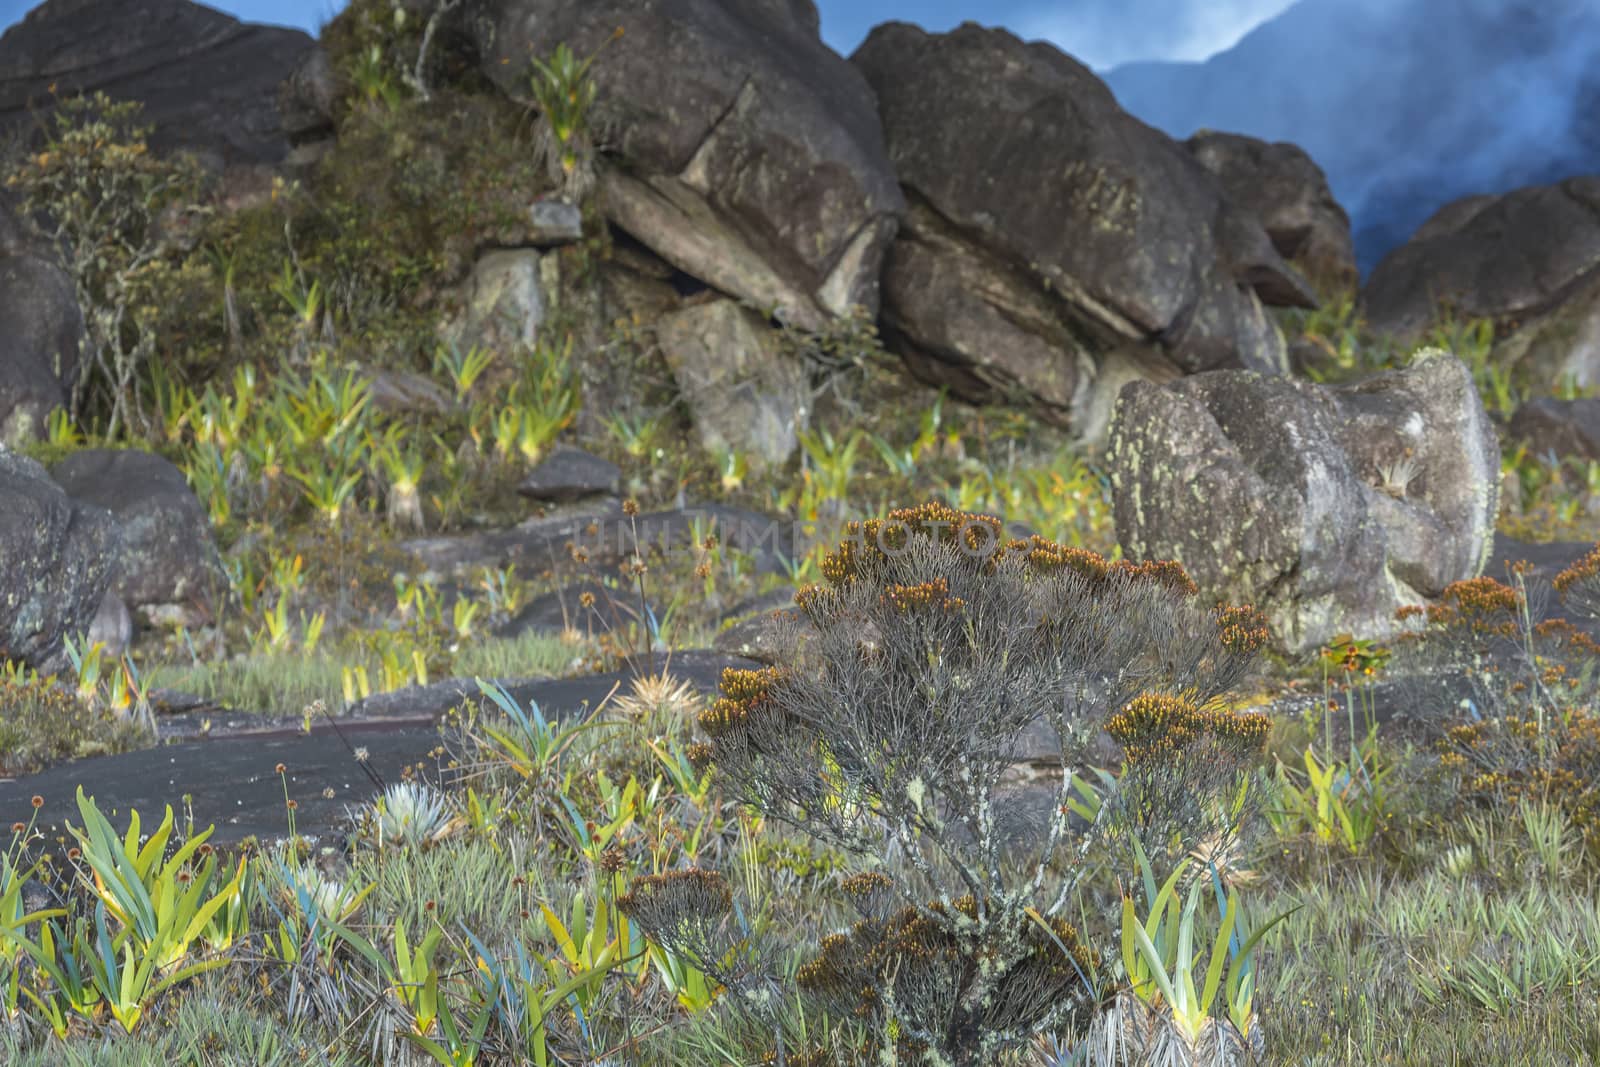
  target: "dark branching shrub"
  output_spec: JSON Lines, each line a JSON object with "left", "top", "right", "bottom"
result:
{"left": 630, "top": 503, "right": 1270, "bottom": 1065}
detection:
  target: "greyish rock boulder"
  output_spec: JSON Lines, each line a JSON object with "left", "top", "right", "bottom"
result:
{"left": 850, "top": 22, "right": 1305, "bottom": 439}
{"left": 1184, "top": 130, "right": 1358, "bottom": 293}
{"left": 0, "top": 448, "right": 120, "bottom": 673}
{"left": 0, "top": 0, "right": 315, "bottom": 170}
{"left": 466, "top": 0, "right": 904, "bottom": 330}
{"left": 49, "top": 449, "right": 226, "bottom": 623}
{"left": 1360, "top": 178, "right": 1600, "bottom": 393}
{"left": 655, "top": 298, "right": 810, "bottom": 469}
{"left": 1107, "top": 348, "right": 1499, "bottom": 652}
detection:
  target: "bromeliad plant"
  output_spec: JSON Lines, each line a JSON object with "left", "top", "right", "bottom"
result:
{"left": 1085, "top": 844, "right": 1288, "bottom": 1066}
{"left": 672, "top": 503, "right": 1271, "bottom": 1065}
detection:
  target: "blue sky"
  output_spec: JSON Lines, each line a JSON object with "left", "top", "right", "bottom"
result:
{"left": 0, "top": 0, "right": 1298, "bottom": 71}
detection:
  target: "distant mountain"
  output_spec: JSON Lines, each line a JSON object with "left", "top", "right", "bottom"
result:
{"left": 1104, "top": 0, "right": 1600, "bottom": 275}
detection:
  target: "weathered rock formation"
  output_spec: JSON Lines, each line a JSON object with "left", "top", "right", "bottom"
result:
{"left": 851, "top": 22, "right": 1308, "bottom": 440}
{"left": 0, "top": 447, "right": 120, "bottom": 672}
{"left": 1361, "top": 178, "right": 1600, "bottom": 393}
{"left": 49, "top": 448, "right": 226, "bottom": 623}
{"left": 1108, "top": 349, "right": 1499, "bottom": 652}
{"left": 1184, "top": 130, "right": 1357, "bottom": 293}
{"left": 466, "top": 0, "right": 905, "bottom": 331}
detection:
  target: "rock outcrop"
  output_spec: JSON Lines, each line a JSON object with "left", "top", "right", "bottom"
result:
{"left": 49, "top": 448, "right": 226, "bottom": 623}
{"left": 1184, "top": 130, "right": 1357, "bottom": 293}
{"left": 851, "top": 22, "right": 1305, "bottom": 439}
{"left": 467, "top": 0, "right": 904, "bottom": 330}
{"left": 0, "top": 447, "right": 120, "bottom": 672}
{"left": 1108, "top": 349, "right": 1499, "bottom": 652}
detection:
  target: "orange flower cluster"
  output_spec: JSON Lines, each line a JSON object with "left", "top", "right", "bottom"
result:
{"left": 1215, "top": 604, "right": 1271, "bottom": 657}
{"left": 1106, "top": 691, "right": 1270, "bottom": 766}
{"left": 819, "top": 502, "right": 1006, "bottom": 585}
{"left": 1554, "top": 544, "right": 1600, "bottom": 596}
{"left": 880, "top": 577, "right": 966, "bottom": 614}
{"left": 1419, "top": 576, "right": 1523, "bottom": 636}
{"left": 699, "top": 666, "right": 788, "bottom": 738}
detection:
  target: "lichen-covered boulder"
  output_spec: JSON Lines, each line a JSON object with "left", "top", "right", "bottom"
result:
{"left": 0, "top": 448, "right": 120, "bottom": 673}
{"left": 1107, "top": 349, "right": 1499, "bottom": 651}
{"left": 850, "top": 22, "right": 1302, "bottom": 439}
{"left": 467, "top": 0, "right": 903, "bottom": 330}
{"left": 49, "top": 449, "right": 226, "bottom": 623}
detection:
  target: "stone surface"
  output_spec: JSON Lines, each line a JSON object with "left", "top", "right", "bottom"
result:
{"left": 467, "top": 0, "right": 904, "bottom": 330}
{"left": 49, "top": 448, "right": 226, "bottom": 618}
{"left": 516, "top": 447, "right": 621, "bottom": 503}
{"left": 526, "top": 200, "right": 584, "bottom": 246}
{"left": 494, "top": 579, "right": 649, "bottom": 639}
{"left": 655, "top": 298, "right": 809, "bottom": 468}
{"left": 0, "top": 0, "right": 315, "bottom": 169}
{"left": 85, "top": 590, "right": 132, "bottom": 659}
{"left": 1185, "top": 129, "right": 1357, "bottom": 292}
{"left": 1507, "top": 397, "right": 1600, "bottom": 463}
{"left": 712, "top": 588, "right": 807, "bottom": 665}
{"left": 0, "top": 652, "right": 757, "bottom": 846}
{"left": 402, "top": 503, "right": 796, "bottom": 580}
{"left": 0, "top": 448, "right": 120, "bottom": 673}
{"left": 1107, "top": 349, "right": 1500, "bottom": 652}
{"left": 361, "top": 366, "right": 459, "bottom": 417}
{"left": 851, "top": 22, "right": 1293, "bottom": 437}
{"left": 441, "top": 248, "right": 549, "bottom": 356}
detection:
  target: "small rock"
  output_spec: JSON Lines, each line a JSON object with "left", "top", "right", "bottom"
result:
{"left": 1508, "top": 396, "right": 1600, "bottom": 463}
{"left": 527, "top": 200, "right": 583, "bottom": 245}
{"left": 86, "top": 590, "right": 132, "bottom": 659}
{"left": 516, "top": 447, "right": 620, "bottom": 503}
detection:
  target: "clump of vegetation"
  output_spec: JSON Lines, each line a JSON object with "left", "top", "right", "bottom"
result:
{"left": 636, "top": 503, "right": 1269, "bottom": 1064}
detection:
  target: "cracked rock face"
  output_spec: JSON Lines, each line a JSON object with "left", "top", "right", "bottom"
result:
{"left": 468, "top": 0, "right": 904, "bottom": 330}
{"left": 1107, "top": 349, "right": 1499, "bottom": 653}
{"left": 851, "top": 22, "right": 1301, "bottom": 439}
{"left": 0, "top": 448, "right": 120, "bottom": 674}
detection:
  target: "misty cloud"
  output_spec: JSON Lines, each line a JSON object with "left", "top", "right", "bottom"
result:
{"left": 1013, "top": 0, "right": 1296, "bottom": 70}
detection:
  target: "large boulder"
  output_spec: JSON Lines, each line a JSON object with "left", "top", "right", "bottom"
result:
{"left": 465, "top": 0, "right": 904, "bottom": 329}
{"left": 49, "top": 448, "right": 226, "bottom": 622}
{"left": 1360, "top": 178, "right": 1600, "bottom": 392}
{"left": 850, "top": 23, "right": 1305, "bottom": 439}
{"left": 0, "top": 199, "right": 83, "bottom": 445}
{"left": 1107, "top": 349, "right": 1499, "bottom": 652}
{"left": 1184, "top": 130, "right": 1358, "bottom": 293}
{"left": 654, "top": 298, "right": 810, "bottom": 469}
{"left": 0, "top": 448, "right": 120, "bottom": 673}
{"left": 0, "top": 0, "right": 315, "bottom": 169}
